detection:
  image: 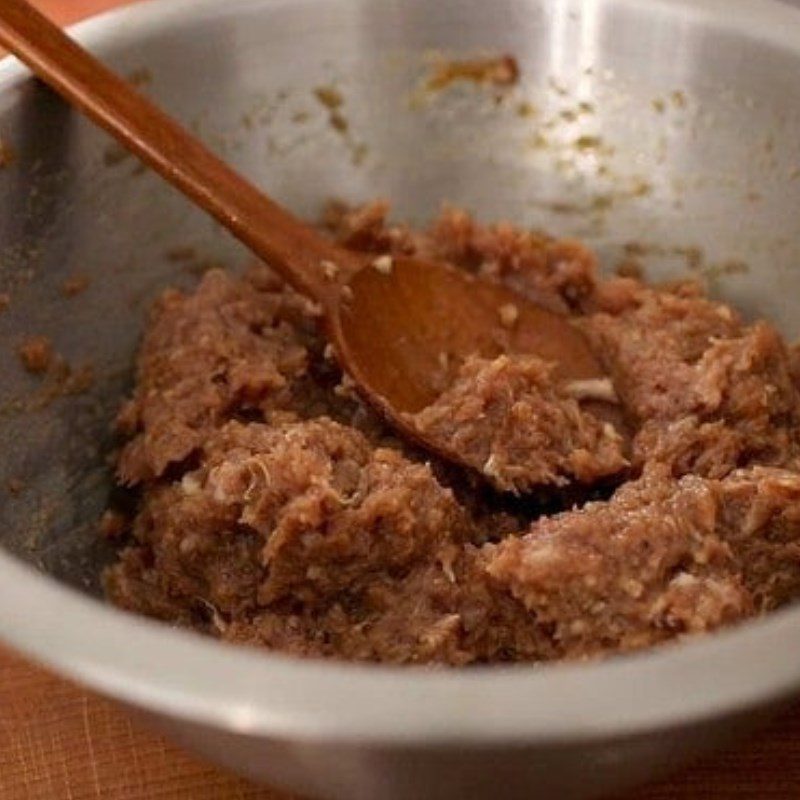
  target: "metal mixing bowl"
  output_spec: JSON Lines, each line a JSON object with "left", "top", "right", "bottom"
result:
{"left": 3, "top": 0, "right": 800, "bottom": 797}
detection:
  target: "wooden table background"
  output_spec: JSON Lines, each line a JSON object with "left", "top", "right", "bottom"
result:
{"left": 1, "top": 1, "right": 799, "bottom": 797}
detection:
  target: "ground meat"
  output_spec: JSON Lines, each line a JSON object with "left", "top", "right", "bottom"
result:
{"left": 17, "top": 335, "right": 53, "bottom": 374}
{"left": 424, "top": 54, "right": 520, "bottom": 92}
{"left": 582, "top": 282, "right": 743, "bottom": 423}
{"left": 716, "top": 467, "right": 800, "bottom": 609}
{"left": 323, "top": 202, "right": 598, "bottom": 313}
{"left": 584, "top": 281, "right": 800, "bottom": 477}
{"left": 98, "top": 509, "right": 127, "bottom": 539}
{"left": 108, "top": 419, "right": 468, "bottom": 612}
{"left": 105, "top": 203, "right": 800, "bottom": 666}
{"left": 428, "top": 210, "right": 598, "bottom": 312}
{"left": 61, "top": 274, "right": 90, "bottom": 297}
{"left": 407, "top": 354, "right": 627, "bottom": 493}
{"left": 486, "top": 468, "right": 751, "bottom": 659}
{"left": 222, "top": 547, "right": 558, "bottom": 665}
{"left": 485, "top": 464, "right": 800, "bottom": 661}
{"left": 116, "top": 268, "right": 316, "bottom": 484}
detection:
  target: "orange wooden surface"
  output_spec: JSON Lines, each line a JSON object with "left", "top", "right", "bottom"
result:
{"left": 1, "top": 1, "right": 799, "bottom": 798}
{"left": 0, "top": 646, "right": 295, "bottom": 800}
{"left": 32, "top": 0, "right": 135, "bottom": 25}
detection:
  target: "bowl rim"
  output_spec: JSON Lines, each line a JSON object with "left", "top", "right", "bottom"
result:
{"left": 2, "top": 0, "right": 800, "bottom": 747}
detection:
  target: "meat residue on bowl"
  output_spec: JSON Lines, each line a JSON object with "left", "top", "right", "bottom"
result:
{"left": 424, "top": 54, "right": 520, "bottom": 92}
{"left": 104, "top": 202, "right": 800, "bottom": 665}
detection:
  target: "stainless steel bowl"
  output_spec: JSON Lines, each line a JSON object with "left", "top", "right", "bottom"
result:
{"left": 3, "top": 0, "right": 800, "bottom": 797}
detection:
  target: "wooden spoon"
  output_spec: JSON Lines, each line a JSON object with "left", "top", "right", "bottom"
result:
{"left": 0, "top": 0, "right": 616, "bottom": 484}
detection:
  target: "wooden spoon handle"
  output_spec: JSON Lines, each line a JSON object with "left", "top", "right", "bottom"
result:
{"left": 0, "top": 0, "right": 348, "bottom": 304}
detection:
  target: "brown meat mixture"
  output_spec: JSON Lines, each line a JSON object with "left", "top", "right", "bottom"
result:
{"left": 105, "top": 203, "right": 800, "bottom": 665}
{"left": 406, "top": 354, "right": 627, "bottom": 493}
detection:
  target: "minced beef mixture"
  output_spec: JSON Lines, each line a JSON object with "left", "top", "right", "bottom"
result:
{"left": 105, "top": 202, "right": 800, "bottom": 664}
{"left": 406, "top": 354, "right": 627, "bottom": 493}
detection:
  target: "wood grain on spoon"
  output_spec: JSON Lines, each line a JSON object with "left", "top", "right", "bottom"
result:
{"left": 340, "top": 256, "right": 604, "bottom": 414}
{"left": 0, "top": 0, "right": 615, "bottom": 485}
